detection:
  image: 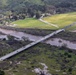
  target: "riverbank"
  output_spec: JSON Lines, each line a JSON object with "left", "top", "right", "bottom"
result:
{"left": 0, "top": 26, "right": 76, "bottom": 42}
{"left": 0, "top": 28, "right": 76, "bottom": 50}
{"left": 0, "top": 26, "right": 76, "bottom": 75}
{"left": 0, "top": 35, "right": 31, "bottom": 57}
{"left": 0, "top": 43, "right": 76, "bottom": 75}
{"left": 54, "top": 31, "right": 76, "bottom": 42}
{"left": 0, "top": 26, "right": 54, "bottom": 36}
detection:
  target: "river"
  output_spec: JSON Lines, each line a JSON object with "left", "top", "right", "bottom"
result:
{"left": 0, "top": 28, "right": 76, "bottom": 50}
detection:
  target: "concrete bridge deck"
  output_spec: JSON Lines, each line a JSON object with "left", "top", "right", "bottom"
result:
{"left": 0, "top": 22, "right": 76, "bottom": 61}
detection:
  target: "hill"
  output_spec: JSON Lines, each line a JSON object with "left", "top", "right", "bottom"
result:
{"left": 0, "top": 0, "right": 76, "bottom": 14}
{"left": 12, "top": 18, "right": 55, "bottom": 29}
{"left": 43, "top": 12, "right": 76, "bottom": 30}
{"left": 0, "top": 42, "right": 76, "bottom": 75}
{"left": 12, "top": 12, "right": 76, "bottom": 30}
{"left": 0, "top": 0, "right": 76, "bottom": 25}
{"left": 7, "top": 0, "right": 76, "bottom": 14}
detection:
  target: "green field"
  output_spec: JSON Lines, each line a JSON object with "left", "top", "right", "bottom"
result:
{"left": 43, "top": 12, "right": 76, "bottom": 30}
{"left": 12, "top": 12, "right": 76, "bottom": 30}
{"left": 12, "top": 18, "right": 55, "bottom": 29}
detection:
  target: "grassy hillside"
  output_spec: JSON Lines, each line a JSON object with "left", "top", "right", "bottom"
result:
{"left": 12, "top": 12, "right": 76, "bottom": 30}
{"left": 1, "top": 43, "right": 76, "bottom": 75}
{"left": 12, "top": 18, "right": 55, "bottom": 29}
{"left": 43, "top": 12, "right": 76, "bottom": 30}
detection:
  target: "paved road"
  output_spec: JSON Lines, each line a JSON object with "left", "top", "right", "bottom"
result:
{"left": 0, "top": 22, "right": 76, "bottom": 61}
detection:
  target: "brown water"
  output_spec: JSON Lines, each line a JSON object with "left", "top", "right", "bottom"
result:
{"left": 0, "top": 28, "right": 42, "bottom": 41}
{"left": 0, "top": 35, "right": 8, "bottom": 40}
{"left": 0, "top": 28, "right": 76, "bottom": 50}
{"left": 46, "top": 38, "right": 76, "bottom": 50}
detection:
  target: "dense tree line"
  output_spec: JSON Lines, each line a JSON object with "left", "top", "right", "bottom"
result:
{"left": 1, "top": 0, "right": 76, "bottom": 14}
{"left": 0, "top": 0, "right": 76, "bottom": 23}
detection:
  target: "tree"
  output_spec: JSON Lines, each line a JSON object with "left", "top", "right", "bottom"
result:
{"left": 7, "top": 35, "right": 14, "bottom": 41}
{"left": 0, "top": 70, "right": 5, "bottom": 75}
{"left": 36, "top": 11, "right": 41, "bottom": 19}
{"left": 68, "top": 68, "right": 72, "bottom": 72}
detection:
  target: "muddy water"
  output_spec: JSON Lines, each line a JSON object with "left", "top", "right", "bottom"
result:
{"left": 45, "top": 38, "right": 76, "bottom": 50}
{"left": 0, "top": 28, "right": 76, "bottom": 50}
{"left": 0, "top": 35, "right": 8, "bottom": 40}
{"left": 0, "top": 28, "right": 42, "bottom": 41}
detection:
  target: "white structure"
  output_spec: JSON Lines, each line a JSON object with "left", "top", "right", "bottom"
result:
{"left": 0, "top": 29, "right": 64, "bottom": 61}
{"left": 0, "top": 22, "right": 76, "bottom": 61}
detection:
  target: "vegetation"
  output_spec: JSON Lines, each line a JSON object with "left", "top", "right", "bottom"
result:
{"left": 0, "top": 43, "right": 76, "bottom": 75}
{"left": 0, "top": 70, "right": 5, "bottom": 75}
{"left": 43, "top": 12, "right": 76, "bottom": 29}
{"left": 11, "top": 12, "right": 76, "bottom": 30}
{"left": 12, "top": 18, "right": 55, "bottom": 29}
{"left": 0, "top": 0, "right": 76, "bottom": 24}
{"left": 0, "top": 0, "right": 76, "bottom": 75}
{"left": 54, "top": 31, "right": 76, "bottom": 42}
{"left": 0, "top": 35, "right": 31, "bottom": 57}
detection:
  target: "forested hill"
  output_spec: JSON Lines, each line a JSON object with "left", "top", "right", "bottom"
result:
{"left": 0, "top": 0, "right": 76, "bottom": 14}
{"left": 0, "top": 0, "right": 76, "bottom": 24}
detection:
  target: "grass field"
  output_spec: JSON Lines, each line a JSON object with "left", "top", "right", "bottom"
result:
{"left": 43, "top": 12, "right": 76, "bottom": 30}
{"left": 12, "top": 12, "right": 76, "bottom": 30}
{"left": 12, "top": 18, "right": 55, "bottom": 29}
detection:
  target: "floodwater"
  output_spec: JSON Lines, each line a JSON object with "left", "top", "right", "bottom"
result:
{"left": 45, "top": 38, "right": 76, "bottom": 50}
{"left": 0, "top": 28, "right": 76, "bottom": 50}
{"left": 0, "top": 35, "right": 8, "bottom": 40}
{"left": 0, "top": 28, "right": 42, "bottom": 41}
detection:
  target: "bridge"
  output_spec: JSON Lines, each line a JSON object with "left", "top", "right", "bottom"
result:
{"left": 0, "top": 22, "right": 76, "bottom": 61}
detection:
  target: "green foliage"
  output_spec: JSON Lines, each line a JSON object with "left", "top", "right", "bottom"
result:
{"left": 12, "top": 18, "right": 55, "bottom": 29}
{"left": 0, "top": 70, "right": 5, "bottom": 75}
{"left": 43, "top": 12, "right": 76, "bottom": 30}
{"left": 0, "top": 0, "right": 76, "bottom": 24}
{"left": 1, "top": 43, "right": 76, "bottom": 75}
{"left": 0, "top": 0, "right": 8, "bottom": 8}
{"left": 0, "top": 0, "right": 76, "bottom": 15}
{"left": 12, "top": 12, "right": 76, "bottom": 30}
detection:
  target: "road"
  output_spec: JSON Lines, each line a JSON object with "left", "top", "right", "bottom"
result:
{"left": 0, "top": 22, "right": 76, "bottom": 61}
